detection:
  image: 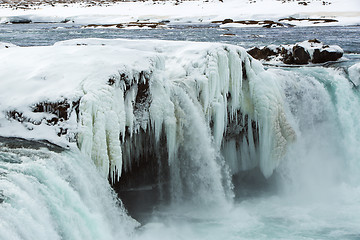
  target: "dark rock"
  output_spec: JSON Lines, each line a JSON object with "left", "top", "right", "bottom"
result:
{"left": 222, "top": 18, "right": 234, "bottom": 24}
{"left": 6, "top": 99, "right": 80, "bottom": 139}
{"left": 308, "top": 38, "right": 321, "bottom": 43}
{"left": 278, "top": 17, "right": 338, "bottom": 24}
{"left": 263, "top": 22, "right": 285, "bottom": 28}
{"left": 248, "top": 40, "right": 343, "bottom": 65}
{"left": 298, "top": 1, "right": 308, "bottom": 5}
{"left": 222, "top": 33, "right": 236, "bottom": 36}
{"left": 312, "top": 49, "right": 343, "bottom": 64}
{"left": 247, "top": 46, "right": 279, "bottom": 60}
{"left": 292, "top": 45, "right": 311, "bottom": 64}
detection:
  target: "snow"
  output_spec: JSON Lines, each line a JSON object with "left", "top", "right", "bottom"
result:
{"left": 0, "top": 42, "right": 17, "bottom": 48}
{"left": 297, "top": 40, "right": 343, "bottom": 57}
{"left": 0, "top": 38, "right": 295, "bottom": 183}
{"left": 0, "top": 0, "right": 359, "bottom": 26}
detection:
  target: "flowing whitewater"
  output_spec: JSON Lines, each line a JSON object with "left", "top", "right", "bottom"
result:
{"left": 0, "top": 38, "right": 359, "bottom": 239}
{"left": 0, "top": 139, "right": 137, "bottom": 240}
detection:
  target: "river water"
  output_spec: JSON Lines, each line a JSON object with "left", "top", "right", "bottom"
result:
{"left": 0, "top": 24, "right": 360, "bottom": 240}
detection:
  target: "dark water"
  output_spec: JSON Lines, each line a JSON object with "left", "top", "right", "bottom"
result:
{"left": 0, "top": 23, "right": 359, "bottom": 53}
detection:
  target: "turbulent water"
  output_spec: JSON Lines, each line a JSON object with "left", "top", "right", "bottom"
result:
{"left": 1, "top": 25, "right": 360, "bottom": 239}
{"left": 0, "top": 140, "right": 137, "bottom": 240}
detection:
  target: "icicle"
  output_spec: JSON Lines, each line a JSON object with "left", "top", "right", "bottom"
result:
{"left": 75, "top": 42, "right": 296, "bottom": 190}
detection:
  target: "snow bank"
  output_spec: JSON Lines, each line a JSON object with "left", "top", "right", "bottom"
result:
{"left": 0, "top": 0, "right": 359, "bottom": 26}
{"left": 0, "top": 39, "right": 295, "bottom": 188}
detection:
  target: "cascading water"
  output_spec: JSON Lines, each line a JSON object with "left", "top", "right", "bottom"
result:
{"left": 276, "top": 66, "right": 360, "bottom": 192}
{"left": 0, "top": 139, "right": 137, "bottom": 240}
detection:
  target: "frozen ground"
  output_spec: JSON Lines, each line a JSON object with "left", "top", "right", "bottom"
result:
{"left": 0, "top": 0, "right": 359, "bottom": 27}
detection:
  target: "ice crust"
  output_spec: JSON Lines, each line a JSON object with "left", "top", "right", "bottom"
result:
{"left": 349, "top": 62, "right": 360, "bottom": 87}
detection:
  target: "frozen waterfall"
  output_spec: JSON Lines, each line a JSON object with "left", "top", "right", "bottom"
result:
{"left": 0, "top": 39, "right": 296, "bottom": 205}
{"left": 1, "top": 38, "right": 360, "bottom": 239}
{"left": 69, "top": 40, "right": 295, "bottom": 203}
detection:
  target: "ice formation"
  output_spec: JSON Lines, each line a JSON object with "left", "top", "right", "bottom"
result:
{"left": 349, "top": 62, "right": 360, "bottom": 87}
{"left": 0, "top": 39, "right": 295, "bottom": 201}
{"left": 66, "top": 39, "right": 295, "bottom": 183}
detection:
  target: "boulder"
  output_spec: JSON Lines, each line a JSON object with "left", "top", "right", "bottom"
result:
{"left": 292, "top": 45, "right": 311, "bottom": 64}
{"left": 247, "top": 40, "right": 343, "bottom": 65}
{"left": 247, "top": 46, "right": 279, "bottom": 60}
{"left": 312, "top": 48, "right": 343, "bottom": 63}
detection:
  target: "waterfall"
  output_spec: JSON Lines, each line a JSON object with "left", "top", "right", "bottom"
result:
{"left": 0, "top": 140, "right": 137, "bottom": 240}
{"left": 0, "top": 39, "right": 359, "bottom": 239}
{"left": 70, "top": 40, "right": 295, "bottom": 205}
{"left": 270, "top": 65, "right": 360, "bottom": 198}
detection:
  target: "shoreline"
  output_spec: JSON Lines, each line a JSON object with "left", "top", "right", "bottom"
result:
{"left": 0, "top": 0, "right": 359, "bottom": 27}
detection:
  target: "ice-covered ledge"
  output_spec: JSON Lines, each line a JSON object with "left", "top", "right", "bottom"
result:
{"left": 0, "top": 39, "right": 295, "bottom": 185}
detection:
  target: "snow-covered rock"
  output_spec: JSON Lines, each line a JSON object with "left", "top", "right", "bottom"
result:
{"left": 248, "top": 39, "right": 343, "bottom": 65}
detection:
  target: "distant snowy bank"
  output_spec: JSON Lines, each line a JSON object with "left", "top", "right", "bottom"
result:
{"left": 0, "top": 0, "right": 359, "bottom": 27}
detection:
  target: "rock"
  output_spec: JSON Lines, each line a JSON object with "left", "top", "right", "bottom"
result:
{"left": 292, "top": 45, "right": 311, "bottom": 64}
{"left": 247, "top": 46, "right": 279, "bottom": 60}
{"left": 312, "top": 48, "right": 343, "bottom": 63}
{"left": 298, "top": 1, "right": 308, "bottom": 5}
{"left": 278, "top": 17, "right": 338, "bottom": 24}
{"left": 222, "top": 18, "right": 234, "bottom": 24}
{"left": 247, "top": 40, "right": 343, "bottom": 65}
{"left": 308, "top": 39, "right": 321, "bottom": 44}
{"left": 222, "top": 33, "right": 236, "bottom": 36}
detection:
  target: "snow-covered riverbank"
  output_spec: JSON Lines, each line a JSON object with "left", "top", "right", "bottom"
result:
{"left": 0, "top": 0, "right": 359, "bottom": 27}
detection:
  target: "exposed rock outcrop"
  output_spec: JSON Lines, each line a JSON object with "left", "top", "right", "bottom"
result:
{"left": 213, "top": 19, "right": 294, "bottom": 28}
{"left": 247, "top": 39, "right": 343, "bottom": 65}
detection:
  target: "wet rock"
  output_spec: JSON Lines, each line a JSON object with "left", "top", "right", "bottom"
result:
{"left": 292, "top": 45, "right": 311, "bottom": 64}
{"left": 278, "top": 17, "right": 338, "bottom": 24}
{"left": 312, "top": 48, "right": 343, "bottom": 63}
{"left": 247, "top": 46, "right": 279, "bottom": 60}
{"left": 213, "top": 19, "right": 293, "bottom": 28}
{"left": 222, "top": 18, "right": 234, "bottom": 24}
